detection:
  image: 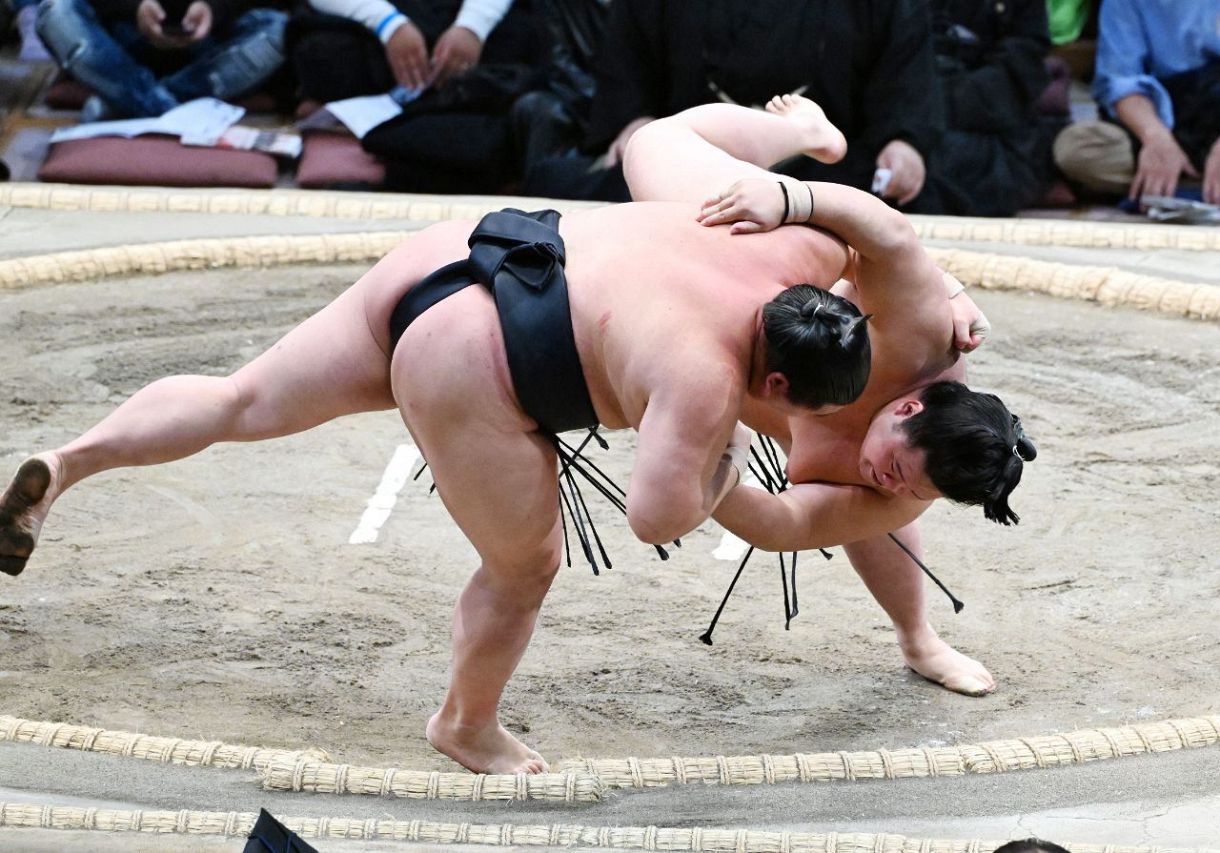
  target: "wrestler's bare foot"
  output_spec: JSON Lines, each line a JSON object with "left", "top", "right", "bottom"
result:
{"left": 765, "top": 93, "right": 848, "bottom": 165}
{"left": 426, "top": 711, "right": 549, "bottom": 775}
{"left": 0, "top": 455, "right": 61, "bottom": 576}
{"left": 899, "top": 623, "right": 996, "bottom": 697}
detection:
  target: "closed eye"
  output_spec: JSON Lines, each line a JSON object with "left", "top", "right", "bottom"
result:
{"left": 896, "top": 459, "right": 927, "bottom": 501}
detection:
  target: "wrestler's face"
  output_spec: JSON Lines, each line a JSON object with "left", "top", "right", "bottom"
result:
{"left": 859, "top": 400, "right": 942, "bottom": 502}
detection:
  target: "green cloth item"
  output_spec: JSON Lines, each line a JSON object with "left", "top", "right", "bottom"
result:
{"left": 1046, "top": 0, "right": 1089, "bottom": 45}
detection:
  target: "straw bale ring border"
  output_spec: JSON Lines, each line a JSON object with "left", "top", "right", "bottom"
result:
{"left": 1, "top": 803, "right": 1216, "bottom": 852}
{"left": 1, "top": 232, "right": 1218, "bottom": 324}
{"left": 1, "top": 189, "right": 1219, "bottom": 815}
{"left": 553, "top": 715, "right": 1220, "bottom": 789}
{"left": 6, "top": 713, "right": 1218, "bottom": 801}
{"left": 0, "top": 182, "right": 602, "bottom": 223}
{"left": 259, "top": 754, "right": 603, "bottom": 802}
{"left": 1, "top": 198, "right": 1218, "bottom": 321}
{"left": 0, "top": 714, "right": 600, "bottom": 803}
{"left": 0, "top": 714, "right": 327, "bottom": 772}
{"left": 4, "top": 183, "right": 1220, "bottom": 253}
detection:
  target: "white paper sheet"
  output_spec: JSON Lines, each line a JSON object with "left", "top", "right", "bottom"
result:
{"left": 50, "top": 98, "right": 245, "bottom": 145}
{"left": 310, "top": 94, "right": 403, "bottom": 140}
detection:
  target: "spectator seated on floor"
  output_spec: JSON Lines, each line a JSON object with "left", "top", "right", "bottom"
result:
{"left": 518, "top": 0, "right": 944, "bottom": 206}
{"left": 1053, "top": 0, "right": 1220, "bottom": 205}
{"left": 508, "top": 0, "right": 605, "bottom": 187}
{"left": 288, "top": 0, "right": 543, "bottom": 194}
{"left": 36, "top": 0, "right": 287, "bottom": 121}
{"left": 917, "top": 0, "right": 1062, "bottom": 216}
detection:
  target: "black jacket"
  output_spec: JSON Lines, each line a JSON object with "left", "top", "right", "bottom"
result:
{"left": 920, "top": 0, "right": 1057, "bottom": 215}
{"left": 585, "top": 0, "right": 944, "bottom": 191}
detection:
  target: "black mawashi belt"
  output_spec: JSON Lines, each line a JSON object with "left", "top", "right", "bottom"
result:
{"left": 388, "top": 208, "right": 598, "bottom": 435}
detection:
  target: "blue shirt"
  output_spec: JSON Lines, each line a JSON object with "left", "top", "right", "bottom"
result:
{"left": 1094, "top": 0, "right": 1220, "bottom": 128}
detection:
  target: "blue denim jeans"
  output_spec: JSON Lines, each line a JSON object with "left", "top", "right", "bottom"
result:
{"left": 36, "top": 0, "right": 286, "bottom": 118}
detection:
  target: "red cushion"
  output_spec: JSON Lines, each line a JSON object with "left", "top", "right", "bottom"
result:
{"left": 44, "top": 77, "right": 93, "bottom": 110}
{"left": 1035, "top": 180, "right": 1077, "bottom": 208}
{"left": 295, "top": 130, "right": 385, "bottom": 189}
{"left": 38, "top": 135, "right": 278, "bottom": 188}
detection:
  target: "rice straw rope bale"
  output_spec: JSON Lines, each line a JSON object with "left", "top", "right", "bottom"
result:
{"left": 0, "top": 183, "right": 602, "bottom": 223}
{"left": 557, "top": 715, "right": 1220, "bottom": 789}
{"left": 0, "top": 231, "right": 406, "bottom": 290}
{"left": 4, "top": 183, "right": 1218, "bottom": 254}
{"left": 2, "top": 804, "right": 1213, "bottom": 853}
{"left": 260, "top": 755, "right": 603, "bottom": 802}
{"left": 910, "top": 213, "right": 1220, "bottom": 252}
{"left": 1, "top": 232, "right": 1216, "bottom": 324}
{"left": 0, "top": 715, "right": 328, "bottom": 772}
{"left": 927, "top": 247, "right": 1220, "bottom": 322}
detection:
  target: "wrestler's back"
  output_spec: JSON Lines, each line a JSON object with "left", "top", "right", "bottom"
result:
{"left": 364, "top": 202, "right": 845, "bottom": 434}
{"left": 559, "top": 201, "right": 847, "bottom": 430}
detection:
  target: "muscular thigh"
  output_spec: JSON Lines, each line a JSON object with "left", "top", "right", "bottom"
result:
{"left": 391, "top": 287, "right": 560, "bottom": 573}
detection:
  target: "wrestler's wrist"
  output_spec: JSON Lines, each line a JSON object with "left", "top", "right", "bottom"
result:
{"left": 778, "top": 180, "right": 814, "bottom": 224}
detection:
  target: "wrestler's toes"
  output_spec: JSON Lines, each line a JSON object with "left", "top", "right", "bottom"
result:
{"left": 0, "top": 526, "right": 33, "bottom": 560}
{"left": 0, "top": 554, "right": 28, "bottom": 576}
{"left": 945, "top": 675, "right": 994, "bottom": 697}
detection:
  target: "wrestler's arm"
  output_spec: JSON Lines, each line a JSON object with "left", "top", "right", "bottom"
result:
{"left": 712, "top": 479, "right": 930, "bottom": 553}
{"left": 625, "top": 367, "right": 745, "bottom": 546}
{"left": 703, "top": 180, "right": 941, "bottom": 320}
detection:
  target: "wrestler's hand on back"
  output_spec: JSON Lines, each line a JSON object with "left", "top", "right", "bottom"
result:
{"left": 697, "top": 178, "right": 788, "bottom": 234}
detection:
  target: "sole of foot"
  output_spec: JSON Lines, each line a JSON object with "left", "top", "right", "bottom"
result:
{"left": 765, "top": 93, "right": 848, "bottom": 165}
{"left": 0, "top": 458, "right": 53, "bottom": 576}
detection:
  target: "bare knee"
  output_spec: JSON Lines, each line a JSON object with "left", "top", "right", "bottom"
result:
{"left": 479, "top": 544, "right": 562, "bottom": 608}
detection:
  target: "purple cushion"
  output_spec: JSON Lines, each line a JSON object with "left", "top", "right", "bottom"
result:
{"left": 295, "top": 130, "right": 385, "bottom": 189}
{"left": 38, "top": 135, "right": 278, "bottom": 188}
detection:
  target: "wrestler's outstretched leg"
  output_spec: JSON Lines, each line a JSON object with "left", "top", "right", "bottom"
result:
{"left": 0, "top": 257, "right": 405, "bottom": 576}
{"left": 392, "top": 287, "right": 559, "bottom": 775}
{"left": 623, "top": 95, "right": 846, "bottom": 203}
{"left": 843, "top": 522, "right": 996, "bottom": 697}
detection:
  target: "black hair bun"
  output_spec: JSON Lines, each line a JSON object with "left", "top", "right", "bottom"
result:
{"left": 1015, "top": 436, "right": 1037, "bottom": 462}
{"left": 1011, "top": 414, "right": 1037, "bottom": 462}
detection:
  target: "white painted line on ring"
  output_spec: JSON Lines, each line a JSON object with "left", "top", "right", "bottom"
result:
{"left": 349, "top": 443, "right": 421, "bottom": 544}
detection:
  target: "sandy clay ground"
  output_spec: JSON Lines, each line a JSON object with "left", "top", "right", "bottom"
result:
{"left": 0, "top": 223, "right": 1218, "bottom": 844}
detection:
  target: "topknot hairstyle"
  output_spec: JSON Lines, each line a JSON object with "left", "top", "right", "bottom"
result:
{"left": 992, "top": 840, "right": 1070, "bottom": 853}
{"left": 761, "top": 285, "right": 872, "bottom": 410}
{"left": 900, "top": 381, "right": 1036, "bottom": 525}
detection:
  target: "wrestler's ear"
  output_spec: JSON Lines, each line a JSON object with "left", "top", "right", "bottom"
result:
{"left": 893, "top": 398, "right": 924, "bottom": 420}
{"left": 763, "top": 372, "right": 790, "bottom": 400}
